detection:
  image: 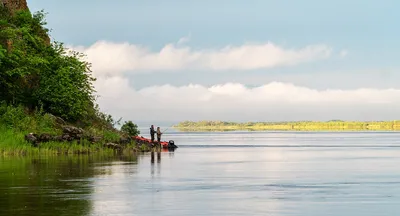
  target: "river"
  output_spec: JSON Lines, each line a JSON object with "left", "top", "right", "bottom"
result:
{"left": 1, "top": 129, "right": 400, "bottom": 215}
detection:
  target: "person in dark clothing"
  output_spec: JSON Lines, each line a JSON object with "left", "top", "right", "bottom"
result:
{"left": 150, "top": 125, "right": 156, "bottom": 142}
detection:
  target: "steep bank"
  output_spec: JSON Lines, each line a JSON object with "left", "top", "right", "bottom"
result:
{"left": 0, "top": 1, "right": 148, "bottom": 154}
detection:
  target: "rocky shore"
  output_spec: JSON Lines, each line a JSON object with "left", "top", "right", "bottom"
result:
{"left": 24, "top": 125, "right": 151, "bottom": 151}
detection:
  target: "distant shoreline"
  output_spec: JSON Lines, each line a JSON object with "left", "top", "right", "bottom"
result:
{"left": 173, "top": 120, "right": 400, "bottom": 131}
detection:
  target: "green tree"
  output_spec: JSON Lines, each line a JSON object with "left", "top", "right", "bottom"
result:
{"left": 120, "top": 121, "right": 140, "bottom": 136}
{"left": 0, "top": 8, "right": 100, "bottom": 122}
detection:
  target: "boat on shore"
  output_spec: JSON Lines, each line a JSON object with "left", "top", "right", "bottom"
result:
{"left": 133, "top": 136, "right": 178, "bottom": 149}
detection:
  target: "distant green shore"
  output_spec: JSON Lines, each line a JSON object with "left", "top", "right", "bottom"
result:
{"left": 173, "top": 120, "right": 400, "bottom": 131}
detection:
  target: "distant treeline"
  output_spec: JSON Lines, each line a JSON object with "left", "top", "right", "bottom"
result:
{"left": 174, "top": 120, "right": 400, "bottom": 131}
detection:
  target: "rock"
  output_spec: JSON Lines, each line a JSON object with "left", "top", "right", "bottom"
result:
{"left": 52, "top": 135, "right": 64, "bottom": 142}
{"left": 24, "top": 133, "right": 38, "bottom": 146}
{"left": 118, "top": 137, "right": 132, "bottom": 145}
{"left": 1, "top": 0, "right": 29, "bottom": 14}
{"left": 55, "top": 117, "right": 66, "bottom": 125}
{"left": 24, "top": 126, "right": 101, "bottom": 145}
{"left": 62, "top": 134, "right": 73, "bottom": 142}
{"left": 38, "top": 133, "right": 52, "bottom": 142}
{"left": 62, "top": 126, "right": 84, "bottom": 136}
{"left": 75, "top": 133, "right": 83, "bottom": 139}
{"left": 104, "top": 143, "right": 122, "bottom": 150}
{"left": 48, "top": 114, "right": 66, "bottom": 126}
{"left": 87, "top": 135, "right": 103, "bottom": 143}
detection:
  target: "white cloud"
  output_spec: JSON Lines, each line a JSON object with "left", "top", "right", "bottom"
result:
{"left": 340, "top": 49, "right": 348, "bottom": 57}
{"left": 93, "top": 76, "right": 400, "bottom": 122}
{"left": 177, "top": 34, "right": 191, "bottom": 45}
{"left": 71, "top": 39, "right": 333, "bottom": 76}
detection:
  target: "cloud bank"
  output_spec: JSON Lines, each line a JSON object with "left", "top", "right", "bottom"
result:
{"left": 71, "top": 39, "right": 332, "bottom": 76}
{"left": 94, "top": 77, "right": 400, "bottom": 122}
{"left": 67, "top": 38, "right": 400, "bottom": 122}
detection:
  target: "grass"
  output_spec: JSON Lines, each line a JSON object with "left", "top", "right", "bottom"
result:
{"left": 0, "top": 104, "right": 150, "bottom": 156}
{"left": 0, "top": 126, "right": 159, "bottom": 156}
{"left": 0, "top": 126, "right": 117, "bottom": 156}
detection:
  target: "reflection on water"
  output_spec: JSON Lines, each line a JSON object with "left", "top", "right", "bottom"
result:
{"left": 0, "top": 154, "right": 138, "bottom": 216}
{"left": 1, "top": 132, "right": 400, "bottom": 216}
{"left": 150, "top": 151, "right": 162, "bottom": 164}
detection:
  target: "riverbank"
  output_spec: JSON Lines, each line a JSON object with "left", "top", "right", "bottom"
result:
{"left": 0, "top": 128, "right": 154, "bottom": 156}
{"left": 0, "top": 105, "right": 154, "bottom": 156}
{"left": 0, "top": 125, "right": 153, "bottom": 156}
{"left": 174, "top": 120, "right": 400, "bottom": 131}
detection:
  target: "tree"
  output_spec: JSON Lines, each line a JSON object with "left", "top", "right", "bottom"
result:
{"left": 0, "top": 9, "right": 98, "bottom": 122}
{"left": 120, "top": 121, "right": 140, "bottom": 136}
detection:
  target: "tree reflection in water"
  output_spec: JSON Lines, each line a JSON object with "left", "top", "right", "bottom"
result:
{"left": 0, "top": 154, "right": 138, "bottom": 216}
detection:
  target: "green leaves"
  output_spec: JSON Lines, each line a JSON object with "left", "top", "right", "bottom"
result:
{"left": 34, "top": 51, "right": 92, "bottom": 121}
{"left": 121, "top": 121, "right": 140, "bottom": 137}
{"left": 0, "top": 9, "right": 97, "bottom": 122}
{"left": 0, "top": 45, "right": 5, "bottom": 61}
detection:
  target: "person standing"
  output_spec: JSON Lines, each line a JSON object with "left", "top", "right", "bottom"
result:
{"left": 156, "top": 127, "right": 163, "bottom": 148}
{"left": 150, "top": 125, "right": 156, "bottom": 143}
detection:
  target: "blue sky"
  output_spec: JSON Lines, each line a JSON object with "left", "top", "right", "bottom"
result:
{"left": 27, "top": 0, "right": 400, "bottom": 121}
{"left": 30, "top": 0, "right": 399, "bottom": 49}
{"left": 29, "top": 0, "right": 400, "bottom": 88}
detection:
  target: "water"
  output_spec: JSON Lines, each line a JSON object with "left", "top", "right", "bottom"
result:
{"left": 2, "top": 130, "right": 400, "bottom": 215}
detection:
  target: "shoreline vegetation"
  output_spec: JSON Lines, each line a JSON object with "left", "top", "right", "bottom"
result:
{"left": 0, "top": 98, "right": 155, "bottom": 156}
{"left": 173, "top": 120, "right": 400, "bottom": 132}
{"left": 0, "top": 5, "right": 154, "bottom": 155}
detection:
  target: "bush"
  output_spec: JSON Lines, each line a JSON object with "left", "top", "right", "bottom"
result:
{"left": 0, "top": 103, "right": 58, "bottom": 133}
{"left": 0, "top": 103, "right": 26, "bottom": 129}
{"left": 120, "top": 121, "right": 140, "bottom": 137}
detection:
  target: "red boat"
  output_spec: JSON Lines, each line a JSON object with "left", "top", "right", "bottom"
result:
{"left": 133, "top": 136, "right": 178, "bottom": 149}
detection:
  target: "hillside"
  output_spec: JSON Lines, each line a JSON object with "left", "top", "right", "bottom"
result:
{"left": 0, "top": 0, "right": 146, "bottom": 154}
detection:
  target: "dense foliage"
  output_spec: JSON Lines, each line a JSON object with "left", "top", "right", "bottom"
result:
{"left": 0, "top": 102, "right": 57, "bottom": 133}
{"left": 120, "top": 121, "right": 140, "bottom": 136}
{"left": 0, "top": 7, "right": 99, "bottom": 123}
{"left": 175, "top": 120, "right": 400, "bottom": 131}
{"left": 0, "top": 5, "right": 147, "bottom": 154}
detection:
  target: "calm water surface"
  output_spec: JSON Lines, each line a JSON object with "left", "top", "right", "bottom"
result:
{"left": 2, "top": 130, "right": 400, "bottom": 216}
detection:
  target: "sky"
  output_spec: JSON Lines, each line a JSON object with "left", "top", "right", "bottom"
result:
{"left": 28, "top": 0, "right": 400, "bottom": 123}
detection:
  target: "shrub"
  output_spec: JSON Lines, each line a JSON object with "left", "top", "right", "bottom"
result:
{"left": 120, "top": 121, "right": 140, "bottom": 137}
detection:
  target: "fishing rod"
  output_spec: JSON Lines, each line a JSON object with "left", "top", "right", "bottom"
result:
{"left": 161, "top": 124, "right": 177, "bottom": 133}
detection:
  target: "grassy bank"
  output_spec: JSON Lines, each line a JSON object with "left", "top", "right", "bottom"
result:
{"left": 0, "top": 104, "right": 152, "bottom": 156}
{"left": 174, "top": 120, "right": 400, "bottom": 132}
{"left": 0, "top": 127, "right": 111, "bottom": 155}
{"left": 0, "top": 125, "right": 152, "bottom": 156}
